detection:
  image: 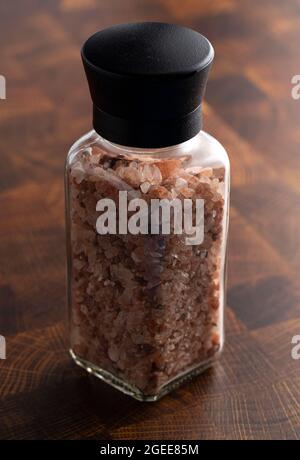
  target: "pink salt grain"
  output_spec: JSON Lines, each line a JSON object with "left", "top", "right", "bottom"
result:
{"left": 156, "top": 159, "right": 182, "bottom": 179}
{"left": 140, "top": 181, "right": 151, "bottom": 193}
{"left": 180, "top": 187, "right": 194, "bottom": 198}
{"left": 139, "top": 164, "right": 162, "bottom": 185}
{"left": 116, "top": 166, "right": 142, "bottom": 187}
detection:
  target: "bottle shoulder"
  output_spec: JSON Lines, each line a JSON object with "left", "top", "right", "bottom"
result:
{"left": 67, "top": 129, "right": 229, "bottom": 207}
{"left": 67, "top": 129, "right": 229, "bottom": 171}
{"left": 67, "top": 130, "right": 100, "bottom": 164}
{"left": 189, "top": 130, "right": 229, "bottom": 170}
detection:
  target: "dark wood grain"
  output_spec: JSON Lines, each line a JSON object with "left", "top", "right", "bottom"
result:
{"left": 0, "top": 0, "right": 300, "bottom": 440}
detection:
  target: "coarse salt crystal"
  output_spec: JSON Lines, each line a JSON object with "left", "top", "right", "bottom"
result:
{"left": 140, "top": 181, "right": 151, "bottom": 193}
{"left": 175, "top": 178, "right": 188, "bottom": 189}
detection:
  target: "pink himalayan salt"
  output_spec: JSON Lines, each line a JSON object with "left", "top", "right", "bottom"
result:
{"left": 140, "top": 181, "right": 151, "bottom": 193}
{"left": 156, "top": 159, "right": 182, "bottom": 179}
{"left": 139, "top": 163, "right": 162, "bottom": 185}
{"left": 69, "top": 153, "right": 225, "bottom": 396}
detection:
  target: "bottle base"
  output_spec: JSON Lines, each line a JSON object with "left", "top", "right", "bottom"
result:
{"left": 70, "top": 348, "right": 217, "bottom": 402}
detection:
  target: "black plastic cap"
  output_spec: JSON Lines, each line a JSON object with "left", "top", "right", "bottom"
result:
{"left": 81, "top": 22, "right": 214, "bottom": 148}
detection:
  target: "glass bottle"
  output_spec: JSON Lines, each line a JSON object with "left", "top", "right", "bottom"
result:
{"left": 65, "top": 23, "right": 230, "bottom": 401}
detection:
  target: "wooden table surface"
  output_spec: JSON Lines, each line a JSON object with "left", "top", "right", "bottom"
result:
{"left": 1, "top": 0, "right": 300, "bottom": 440}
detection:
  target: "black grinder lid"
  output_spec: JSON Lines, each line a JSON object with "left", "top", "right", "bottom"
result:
{"left": 81, "top": 22, "right": 214, "bottom": 148}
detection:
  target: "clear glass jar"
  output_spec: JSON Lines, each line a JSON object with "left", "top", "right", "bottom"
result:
{"left": 65, "top": 129, "right": 230, "bottom": 401}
